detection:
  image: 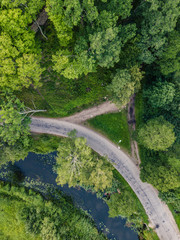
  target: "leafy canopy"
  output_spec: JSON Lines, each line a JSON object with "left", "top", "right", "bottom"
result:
{"left": 138, "top": 116, "right": 176, "bottom": 151}
{"left": 55, "top": 136, "right": 113, "bottom": 191}
{"left": 138, "top": 0, "right": 180, "bottom": 64}
{"left": 0, "top": 96, "right": 31, "bottom": 147}
{"left": 108, "top": 66, "right": 143, "bottom": 106}
{"left": 106, "top": 192, "right": 138, "bottom": 218}
{"left": 145, "top": 81, "right": 176, "bottom": 109}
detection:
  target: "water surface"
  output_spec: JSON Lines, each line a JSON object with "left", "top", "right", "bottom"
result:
{"left": 2, "top": 152, "right": 138, "bottom": 240}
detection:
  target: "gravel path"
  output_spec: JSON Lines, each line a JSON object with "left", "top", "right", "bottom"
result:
{"left": 61, "top": 101, "right": 118, "bottom": 123}
{"left": 31, "top": 117, "right": 180, "bottom": 240}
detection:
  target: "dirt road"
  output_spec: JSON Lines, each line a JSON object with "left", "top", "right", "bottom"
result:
{"left": 61, "top": 101, "right": 119, "bottom": 123}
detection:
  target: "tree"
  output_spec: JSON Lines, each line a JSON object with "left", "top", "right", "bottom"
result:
{"left": 107, "top": 66, "right": 143, "bottom": 106}
{"left": 106, "top": 192, "right": 138, "bottom": 218}
{"left": 0, "top": 97, "right": 31, "bottom": 147}
{"left": 89, "top": 24, "right": 136, "bottom": 68}
{"left": 46, "top": 0, "right": 74, "bottom": 46}
{"left": 157, "top": 30, "right": 180, "bottom": 75}
{"left": 145, "top": 81, "right": 176, "bottom": 109}
{"left": 0, "top": 95, "right": 45, "bottom": 147}
{"left": 137, "top": 0, "right": 180, "bottom": 64}
{"left": 0, "top": 0, "right": 45, "bottom": 19}
{"left": 52, "top": 50, "right": 96, "bottom": 79}
{"left": 0, "top": 144, "right": 29, "bottom": 167}
{"left": 107, "top": 0, "right": 133, "bottom": 19}
{"left": 55, "top": 136, "right": 113, "bottom": 191}
{"left": 141, "top": 164, "right": 180, "bottom": 192}
{"left": 0, "top": 8, "right": 44, "bottom": 91}
{"left": 63, "top": 0, "right": 82, "bottom": 27}
{"left": 137, "top": 116, "right": 176, "bottom": 151}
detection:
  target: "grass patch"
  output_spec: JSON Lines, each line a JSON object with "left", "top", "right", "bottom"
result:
{"left": 168, "top": 204, "right": 180, "bottom": 229}
{"left": 87, "top": 110, "right": 131, "bottom": 153}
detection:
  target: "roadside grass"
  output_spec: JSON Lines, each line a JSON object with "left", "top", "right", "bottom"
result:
{"left": 87, "top": 110, "right": 131, "bottom": 153}
{"left": 168, "top": 204, "right": 180, "bottom": 230}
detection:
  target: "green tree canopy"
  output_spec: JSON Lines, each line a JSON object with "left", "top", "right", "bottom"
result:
{"left": 55, "top": 136, "right": 113, "bottom": 191}
{"left": 0, "top": 96, "right": 31, "bottom": 147}
{"left": 137, "top": 0, "right": 180, "bottom": 64}
{"left": 0, "top": 8, "right": 44, "bottom": 91}
{"left": 106, "top": 192, "right": 138, "bottom": 218}
{"left": 0, "top": 182, "right": 106, "bottom": 240}
{"left": 89, "top": 24, "right": 136, "bottom": 68}
{"left": 107, "top": 66, "right": 143, "bottom": 106}
{"left": 0, "top": 144, "right": 29, "bottom": 167}
{"left": 141, "top": 164, "right": 180, "bottom": 192}
{"left": 145, "top": 81, "right": 176, "bottom": 109}
{"left": 157, "top": 30, "right": 180, "bottom": 75}
{"left": 107, "top": 0, "right": 133, "bottom": 19}
{"left": 138, "top": 116, "right": 176, "bottom": 151}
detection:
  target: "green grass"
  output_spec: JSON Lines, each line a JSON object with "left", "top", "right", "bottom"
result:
{"left": 168, "top": 204, "right": 180, "bottom": 229}
{"left": 87, "top": 110, "right": 131, "bottom": 153}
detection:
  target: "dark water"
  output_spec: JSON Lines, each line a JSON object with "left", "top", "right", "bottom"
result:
{"left": 2, "top": 152, "right": 138, "bottom": 240}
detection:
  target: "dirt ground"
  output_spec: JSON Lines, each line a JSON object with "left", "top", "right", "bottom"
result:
{"left": 61, "top": 101, "right": 119, "bottom": 123}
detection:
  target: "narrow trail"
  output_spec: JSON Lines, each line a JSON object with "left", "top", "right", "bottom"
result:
{"left": 128, "top": 94, "right": 141, "bottom": 165}
{"left": 61, "top": 101, "right": 119, "bottom": 123}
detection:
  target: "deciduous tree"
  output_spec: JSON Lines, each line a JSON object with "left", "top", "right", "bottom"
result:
{"left": 106, "top": 192, "right": 138, "bottom": 218}
{"left": 55, "top": 136, "right": 113, "bottom": 191}
{"left": 107, "top": 66, "right": 143, "bottom": 106}
{"left": 137, "top": 116, "right": 176, "bottom": 151}
{"left": 145, "top": 81, "right": 176, "bottom": 109}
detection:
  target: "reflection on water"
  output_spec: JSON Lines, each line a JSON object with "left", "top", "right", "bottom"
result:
{"left": 1, "top": 152, "right": 138, "bottom": 240}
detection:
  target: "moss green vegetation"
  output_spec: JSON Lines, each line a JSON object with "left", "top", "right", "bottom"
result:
{"left": 87, "top": 110, "right": 131, "bottom": 153}
{"left": 0, "top": 181, "right": 106, "bottom": 240}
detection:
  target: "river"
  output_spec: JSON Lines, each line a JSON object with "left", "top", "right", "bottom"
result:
{"left": 0, "top": 152, "right": 138, "bottom": 240}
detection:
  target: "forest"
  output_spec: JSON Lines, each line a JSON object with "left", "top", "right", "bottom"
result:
{"left": 0, "top": 0, "right": 180, "bottom": 239}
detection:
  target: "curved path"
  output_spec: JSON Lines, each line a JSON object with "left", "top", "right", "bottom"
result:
{"left": 31, "top": 117, "right": 180, "bottom": 240}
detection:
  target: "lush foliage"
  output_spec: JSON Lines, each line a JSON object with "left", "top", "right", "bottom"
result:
{"left": 0, "top": 181, "right": 106, "bottom": 240}
{"left": 144, "top": 81, "right": 176, "bottom": 109}
{"left": 107, "top": 66, "right": 143, "bottom": 106}
{"left": 138, "top": 116, "right": 176, "bottom": 151}
{"left": 55, "top": 135, "right": 113, "bottom": 191}
{"left": 0, "top": 96, "right": 31, "bottom": 147}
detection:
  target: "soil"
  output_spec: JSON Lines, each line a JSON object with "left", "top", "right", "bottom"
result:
{"left": 60, "top": 101, "right": 119, "bottom": 123}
